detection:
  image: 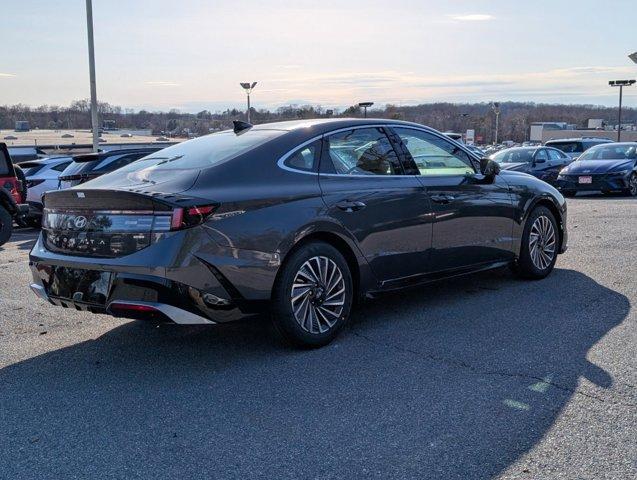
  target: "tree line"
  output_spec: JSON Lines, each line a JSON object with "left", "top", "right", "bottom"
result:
{"left": 1, "top": 99, "right": 635, "bottom": 144}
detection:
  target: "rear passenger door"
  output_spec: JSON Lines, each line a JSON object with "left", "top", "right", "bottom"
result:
{"left": 391, "top": 127, "right": 515, "bottom": 272}
{"left": 319, "top": 127, "right": 433, "bottom": 282}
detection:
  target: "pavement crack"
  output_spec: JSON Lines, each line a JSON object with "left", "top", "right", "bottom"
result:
{"left": 350, "top": 329, "right": 636, "bottom": 410}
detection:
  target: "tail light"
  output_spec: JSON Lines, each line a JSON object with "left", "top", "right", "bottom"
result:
{"left": 2, "top": 177, "right": 22, "bottom": 204}
{"left": 170, "top": 205, "right": 217, "bottom": 231}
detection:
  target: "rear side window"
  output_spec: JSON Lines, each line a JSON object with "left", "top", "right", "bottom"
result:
{"left": 92, "top": 153, "right": 148, "bottom": 173}
{"left": 51, "top": 162, "right": 72, "bottom": 172}
{"left": 20, "top": 163, "right": 47, "bottom": 176}
{"left": 547, "top": 149, "right": 563, "bottom": 161}
{"left": 283, "top": 141, "right": 319, "bottom": 172}
{"left": 324, "top": 128, "right": 402, "bottom": 176}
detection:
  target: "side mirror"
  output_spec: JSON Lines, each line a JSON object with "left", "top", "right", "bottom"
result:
{"left": 480, "top": 157, "right": 500, "bottom": 178}
{"left": 534, "top": 158, "right": 546, "bottom": 164}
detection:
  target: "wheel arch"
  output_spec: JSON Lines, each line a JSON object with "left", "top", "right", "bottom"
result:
{"left": 526, "top": 196, "right": 565, "bottom": 252}
{"left": 275, "top": 228, "right": 370, "bottom": 300}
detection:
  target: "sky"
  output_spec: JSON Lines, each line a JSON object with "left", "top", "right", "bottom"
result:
{"left": 1, "top": 0, "right": 636, "bottom": 113}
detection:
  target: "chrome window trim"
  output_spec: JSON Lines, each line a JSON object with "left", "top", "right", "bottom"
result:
{"left": 276, "top": 123, "right": 481, "bottom": 178}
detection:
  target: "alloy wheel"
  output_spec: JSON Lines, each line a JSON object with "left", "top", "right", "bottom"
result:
{"left": 630, "top": 174, "right": 637, "bottom": 196}
{"left": 291, "top": 256, "right": 346, "bottom": 334}
{"left": 529, "top": 215, "right": 556, "bottom": 271}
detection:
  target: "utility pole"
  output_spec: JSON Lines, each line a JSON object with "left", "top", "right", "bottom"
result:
{"left": 85, "top": 0, "right": 99, "bottom": 152}
{"left": 609, "top": 80, "right": 636, "bottom": 142}
{"left": 491, "top": 102, "right": 500, "bottom": 145}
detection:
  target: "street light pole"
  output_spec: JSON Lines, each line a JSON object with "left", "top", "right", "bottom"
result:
{"left": 491, "top": 102, "right": 500, "bottom": 145}
{"left": 85, "top": 0, "right": 99, "bottom": 152}
{"left": 240, "top": 82, "right": 257, "bottom": 123}
{"left": 358, "top": 102, "right": 374, "bottom": 118}
{"left": 609, "top": 80, "right": 636, "bottom": 142}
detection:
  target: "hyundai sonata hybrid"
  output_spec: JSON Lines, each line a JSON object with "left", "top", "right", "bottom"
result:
{"left": 29, "top": 119, "right": 567, "bottom": 347}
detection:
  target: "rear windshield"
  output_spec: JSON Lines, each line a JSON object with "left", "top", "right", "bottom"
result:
{"left": 105, "top": 129, "right": 285, "bottom": 176}
{"left": 19, "top": 162, "right": 47, "bottom": 176}
{"left": 545, "top": 142, "right": 583, "bottom": 153}
{"left": 60, "top": 160, "right": 99, "bottom": 177}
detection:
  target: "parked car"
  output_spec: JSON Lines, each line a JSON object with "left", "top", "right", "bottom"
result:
{"left": 556, "top": 142, "right": 637, "bottom": 197}
{"left": 490, "top": 146, "right": 571, "bottom": 186}
{"left": 544, "top": 137, "right": 613, "bottom": 160}
{"left": 57, "top": 147, "right": 164, "bottom": 189}
{"left": 8, "top": 146, "right": 48, "bottom": 163}
{"left": 0, "top": 143, "right": 29, "bottom": 245}
{"left": 20, "top": 156, "right": 73, "bottom": 227}
{"left": 29, "top": 119, "right": 567, "bottom": 347}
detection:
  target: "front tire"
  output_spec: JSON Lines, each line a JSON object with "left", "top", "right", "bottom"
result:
{"left": 0, "top": 206, "right": 13, "bottom": 246}
{"left": 516, "top": 206, "right": 559, "bottom": 280}
{"left": 271, "top": 241, "right": 353, "bottom": 348}
{"left": 626, "top": 173, "right": 637, "bottom": 197}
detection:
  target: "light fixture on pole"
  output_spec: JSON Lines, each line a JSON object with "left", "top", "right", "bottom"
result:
{"left": 629, "top": 52, "right": 637, "bottom": 64}
{"left": 491, "top": 102, "right": 501, "bottom": 145}
{"left": 609, "top": 80, "right": 636, "bottom": 141}
{"left": 240, "top": 82, "right": 257, "bottom": 123}
{"left": 85, "top": 0, "right": 99, "bottom": 152}
{"left": 358, "top": 102, "right": 374, "bottom": 118}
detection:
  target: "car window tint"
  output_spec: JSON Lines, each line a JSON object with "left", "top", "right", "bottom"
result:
{"left": 547, "top": 149, "right": 562, "bottom": 161}
{"left": 535, "top": 149, "right": 549, "bottom": 161}
{"left": 547, "top": 142, "right": 583, "bottom": 153}
{"left": 52, "top": 162, "right": 72, "bottom": 172}
{"left": 0, "top": 150, "right": 8, "bottom": 175}
{"left": 284, "top": 142, "right": 319, "bottom": 171}
{"left": 325, "top": 128, "right": 401, "bottom": 176}
{"left": 93, "top": 153, "right": 147, "bottom": 173}
{"left": 394, "top": 128, "right": 474, "bottom": 175}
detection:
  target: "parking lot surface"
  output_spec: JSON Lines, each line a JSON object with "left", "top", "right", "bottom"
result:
{"left": 0, "top": 194, "right": 635, "bottom": 479}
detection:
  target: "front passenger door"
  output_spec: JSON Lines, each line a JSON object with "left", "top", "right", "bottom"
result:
{"left": 392, "top": 128, "right": 515, "bottom": 272}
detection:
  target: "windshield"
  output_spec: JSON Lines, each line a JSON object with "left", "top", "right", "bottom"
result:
{"left": 578, "top": 144, "right": 637, "bottom": 161}
{"left": 546, "top": 142, "right": 583, "bottom": 153}
{"left": 491, "top": 148, "right": 535, "bottom": 164}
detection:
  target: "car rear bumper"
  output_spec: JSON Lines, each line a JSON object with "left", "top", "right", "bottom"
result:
{"left": 28, "top": 228, "right": 280, "bottom": 324}
{"left": 556, "top": 174, "right": 631, "bottom": 192}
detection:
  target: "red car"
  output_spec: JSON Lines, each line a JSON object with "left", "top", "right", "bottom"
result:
{"left": 0, "top": 142, "right": 29, "bottom": 246}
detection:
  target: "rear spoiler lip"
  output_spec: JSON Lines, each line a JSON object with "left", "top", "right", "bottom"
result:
{"left": 42, "top": 187, "right": 215, "bottom": 212}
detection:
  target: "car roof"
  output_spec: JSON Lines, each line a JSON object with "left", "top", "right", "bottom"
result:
{"left": 250, "top": 117, "right": 436, "bottom": 133}
{"left": 546, "top": 137, "right": 613, "bottom": 143}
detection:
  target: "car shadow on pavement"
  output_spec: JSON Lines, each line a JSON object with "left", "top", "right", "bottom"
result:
{"left": 0, "top": 268, "right": 629, "bottom": 479}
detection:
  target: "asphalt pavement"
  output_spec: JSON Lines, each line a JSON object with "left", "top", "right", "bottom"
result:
{"left": 0, "top": 193, "right": 635, "bottom": 479}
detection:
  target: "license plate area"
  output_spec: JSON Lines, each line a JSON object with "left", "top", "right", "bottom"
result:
{"left": 49, "top": 267, "right": 112, "bottom": 306}
{"left": 578, "top": 176, "right": 592, "bottom": 184}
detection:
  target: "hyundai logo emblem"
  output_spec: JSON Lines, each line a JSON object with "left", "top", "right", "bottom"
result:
{"left": 73, "top": 216, "right": 88, "bottom": 229}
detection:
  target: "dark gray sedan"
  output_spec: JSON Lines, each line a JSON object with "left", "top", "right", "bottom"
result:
{"left": 29, "top": 119, "right": 567, "bottom": 347}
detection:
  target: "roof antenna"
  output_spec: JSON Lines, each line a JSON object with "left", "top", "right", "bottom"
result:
{"left": 233, "top": 120, "right": 253, "bottom": 134}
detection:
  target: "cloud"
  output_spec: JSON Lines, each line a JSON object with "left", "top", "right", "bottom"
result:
{"left": 0, "top": 73, "right": 16, "bottom": 78}
{"left": 144, "top": 81, "right": 180, "bottom": 87}
{"left": 449, "top": 14, "right": 495, "bottom": 22}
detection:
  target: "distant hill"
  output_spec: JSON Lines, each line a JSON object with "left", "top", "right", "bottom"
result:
{"left": 1, "top": 100, "right": 635, "bottom": 144}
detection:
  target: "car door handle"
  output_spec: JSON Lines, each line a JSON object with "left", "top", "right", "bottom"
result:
{"left": 430, "top": 194, "right": 455, "bottom": 204}
{"left": 336, "top": 200, "right": 366, "bottom": 212}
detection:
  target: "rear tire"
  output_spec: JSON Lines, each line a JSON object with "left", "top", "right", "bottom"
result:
{"left": 271, "top": 241, "right": 353, "bottom": 348}
{"left": 0, "top": 206, "right": 13, "bottom": 246}
{"left": 516, "top": 206, "right": 559, "bottom": 280}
